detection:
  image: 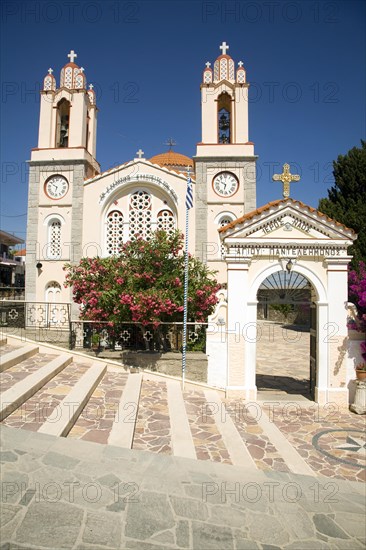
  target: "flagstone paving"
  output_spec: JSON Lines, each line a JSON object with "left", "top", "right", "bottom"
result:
{"left": 268, "top": 404, "right": 366, "bottom": 482}
{"left": 183, "top": 388, "right": 232, "bottom": 464}
{"left": 256, "top": 322, "right": 311, "bottom": 396}
{"left": 1, "top": 361, "right": 90, "bottom": 432}
{"left": 0, "top": 425, "right": 365, "bottom": 550}
{"left": 68, "top": 370, "right": 129, "bottom": 444}
{"left": 133, "top": 379, "right": 172, "bottom": 455}
{"left": 0, "top": 352, "right": 57, "bottom": 393}
{"left": 223, "top": 400, "right": 291, "bottom": 472}
{"left": 0, "top": 335, "right": 365, "bottom": 488}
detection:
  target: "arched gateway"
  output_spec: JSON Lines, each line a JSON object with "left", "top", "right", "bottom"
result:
{"left": 206, "top": 197, "right": 356, "bottom": 407}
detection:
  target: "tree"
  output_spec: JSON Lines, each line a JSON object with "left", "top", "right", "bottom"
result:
{"left": 318, "top": 140, "right": 366, "bottom": 267}
{"left": 64, "top": 230, "right": 220, "bottom": 330}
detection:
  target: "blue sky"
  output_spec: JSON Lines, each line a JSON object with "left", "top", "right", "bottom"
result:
{"left": 1, "top": 0, "right": 365, "bottom": 241}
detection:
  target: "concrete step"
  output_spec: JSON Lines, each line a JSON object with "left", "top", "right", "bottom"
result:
{"left": 0, "top": 344, "right": 39, "bottom": 372}
{"left": 0, "top": 354, "right": 73, "bottom": 421}
{"left": 167, "top": 379, "right": 196, "bottom": 460}
{"left": 108, "top": 372, "right": 142, "bottom": 448}
{"left": 38, "top": 362, "right": 107, "bottom": 437}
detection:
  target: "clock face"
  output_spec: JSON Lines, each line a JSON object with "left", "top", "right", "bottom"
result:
{"left": 45, "top": 175, "right": 69, "bottom": 200}
{"left": 213, "top": 172, "right": 238, "bottom": 197}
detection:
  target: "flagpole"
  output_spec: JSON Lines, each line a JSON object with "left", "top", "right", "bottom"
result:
{"left": 182, "top": 167, "right": 192, "bottom": 390}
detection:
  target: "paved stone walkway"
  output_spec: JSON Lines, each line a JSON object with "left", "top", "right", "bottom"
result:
{"left": 1, "top": 425, "right": 365, "bottom": 550}
{"left": 257, "top": 322, "right": 310, "bottom": 396}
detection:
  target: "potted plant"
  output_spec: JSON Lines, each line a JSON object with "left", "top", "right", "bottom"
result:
{"left": 91, "top": 333, "right": 100, "bottom": 352}
{"left": 355, "top": 362, "right": 366, "bottom": 381}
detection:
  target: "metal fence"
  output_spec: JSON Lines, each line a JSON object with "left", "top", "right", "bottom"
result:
{"left": 69, "top": 320, "right": 208, "bottom": 353}
{"left": 0, "top": 301, "right": 71, "bottom": 329}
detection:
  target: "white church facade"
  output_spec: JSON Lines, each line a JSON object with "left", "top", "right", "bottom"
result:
{"left": 25, "top": 45, "right": 357, "bottom": 406}
{"left": 26, "top": 44, "right": 256, "bottom": 308}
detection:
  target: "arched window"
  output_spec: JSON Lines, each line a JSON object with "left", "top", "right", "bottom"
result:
{"left": 157, "top": 209, "right": 175, "bottom": 235}
{"left": 48, "top": 219, "right": 62, "bottom": 259}
{"left": 129, "top": 191, "right": 152, "bottom": 241}
{"left": 106, "top": 210, "right": 124, "bottom": 255}
{"left": 56, "top": 99, "right": 70, "bottom": 148}
{"left": 219, "top": 216, "right": 233, "bottom": 228}
{"left": 218, "top": 92, "right": 232, "bottom": 144}
{"left": 217, "top": 213, "right": 235, "bottom": 258}
{"left": 45, "top": 281, "right": 61, "bottom": 303}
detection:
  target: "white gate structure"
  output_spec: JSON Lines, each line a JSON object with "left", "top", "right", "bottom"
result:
{"left": 206, "top": 199, "right": 357, "bottom": 407}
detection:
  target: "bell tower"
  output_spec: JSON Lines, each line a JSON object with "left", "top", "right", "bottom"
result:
{"left": 194, "top": 42, "right": 257, "bottom": 280}
{"left": 26, "top": 50, "right": 100, "bottom": 307}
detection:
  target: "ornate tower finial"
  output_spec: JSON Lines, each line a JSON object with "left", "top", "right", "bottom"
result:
{"left": 272, "top": 163, "right": 301, "bottom": 198}
{"left": 219, "top": 41, "right": 229, "bottom": 55}
{"left": 67, "top": 50, "right": 77, "bottom": 63}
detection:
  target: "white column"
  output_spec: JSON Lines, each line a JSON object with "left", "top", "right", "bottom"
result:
{"left": 226, "top": 259, "right": 250, "bottom": 397}
{"left": 38, "top": 93, "right": 54, "bottom": 148}
{"left": 323, "top": 258, "right": 352, "bottom": 406}
{"left": 315, "top": 302, "right": 329, "bottom": 404}
{"left": 243, "top": 301, "right": 258, "bottom": 400}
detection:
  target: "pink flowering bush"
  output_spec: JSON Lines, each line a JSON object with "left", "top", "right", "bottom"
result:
{"left": 64, "top": 230, "right": 220, "bottom": 329}
{"left": 348, "top": 261, "right": 366, "bottom": 360}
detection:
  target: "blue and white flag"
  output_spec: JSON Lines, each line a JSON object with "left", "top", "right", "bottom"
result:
{"left": 185, "top": 173, "right": 193, "bottom": 210}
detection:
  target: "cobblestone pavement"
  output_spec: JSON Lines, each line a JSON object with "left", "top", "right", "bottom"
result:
{"left": 1, "top": 426, "right": 365, "bottom": 550}
{"left": 256, "top": 322, "right": 310, "bottom": 396}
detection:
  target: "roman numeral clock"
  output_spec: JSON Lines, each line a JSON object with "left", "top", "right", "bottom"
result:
{"left": 213, "top": 171, "right": 239, "bottom": 197}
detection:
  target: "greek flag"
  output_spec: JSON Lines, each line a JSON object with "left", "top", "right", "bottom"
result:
{"left": 185, "top": 174, "right": 193, "bottom": 210}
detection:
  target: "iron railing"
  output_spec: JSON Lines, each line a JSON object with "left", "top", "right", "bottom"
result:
{"left": 69, "top": 320, "right": 208, "bottom": 352}
{"left": 0, "top": 300, "right": 71, "bottom": 329}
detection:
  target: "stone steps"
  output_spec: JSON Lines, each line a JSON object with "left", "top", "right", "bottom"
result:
{"left": 0, "top": 342, "right": 313, "bottom": 475}
{"left": 1, "top": 339, "right": 365, "bottom": 482}
{"left": 0, "top": 354, "right": 73, "bottom": 421}
{"left": 38, "top": 362, "right": 107, "bottom": 437}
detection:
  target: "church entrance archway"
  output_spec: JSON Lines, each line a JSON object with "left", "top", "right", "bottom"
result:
{"left": 256, "top": 270, "right": 315, "bottom": 400}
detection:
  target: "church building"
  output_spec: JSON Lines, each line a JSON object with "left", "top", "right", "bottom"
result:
{"left": 25, "top": 44, "right": 357, "bottom": 405}
{"left": 25, "top": 43, "right": 256, "bottom": 307}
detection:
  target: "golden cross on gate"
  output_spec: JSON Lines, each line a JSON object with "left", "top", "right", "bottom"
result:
{"left": 272, "top": 163, "right": 300, "bottom": 198}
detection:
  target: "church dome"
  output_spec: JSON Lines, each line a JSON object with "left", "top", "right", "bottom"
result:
{"left": 149, "top": 151, "right": 194, "bottom": 173}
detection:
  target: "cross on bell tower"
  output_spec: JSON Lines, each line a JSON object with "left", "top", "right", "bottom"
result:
{"left": 219, "top": 41, "right": 229, "bottom": 55}
{"left": 67, "top": 50, "right": 77, "bottom": 63}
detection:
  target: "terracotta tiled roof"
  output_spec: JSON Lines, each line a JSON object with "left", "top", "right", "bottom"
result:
{"left": 219, "top": 199, "right": 356, "bottom": 235}
{"left": 15, "top": 248, "right": 26, "bottom": 256}
{"left": 149, "top": 151, "right": 193, "bottom": 171}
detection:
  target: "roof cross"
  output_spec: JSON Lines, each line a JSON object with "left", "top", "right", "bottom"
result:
{"left": 67, "top": 50, "right": 77, "bottom": 63}
{"left": 80, "top": 67, "right": 84, "bottom": 72}
{"left": 165, "top": 138, "right": 176, "bottom": 151}
{"left": 238, "top": 61, "right": 244, "bottom": 68}
{"left": 89, "top": 83, "right": 94, "bottom": 90}
{"left": 272, "top": 163, "right": 301, "bottom": 199}
{"left": 136, "top": 148, "right": 144, "bottom": 158}
{"left": 205, "top": 62, "right": 211, "bottom": 68}
{"left": 220, "top": 41, "right": 229, "bottom": 55}
{"left": 48, "top": 68, "right": 53, "bottom": 74}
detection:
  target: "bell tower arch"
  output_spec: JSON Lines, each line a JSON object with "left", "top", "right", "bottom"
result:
{"left": 194, "top": 42, "right": 258, "bottom": 282}
{"left": 26, "top": 50, "right": 100, "bottom": 310}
